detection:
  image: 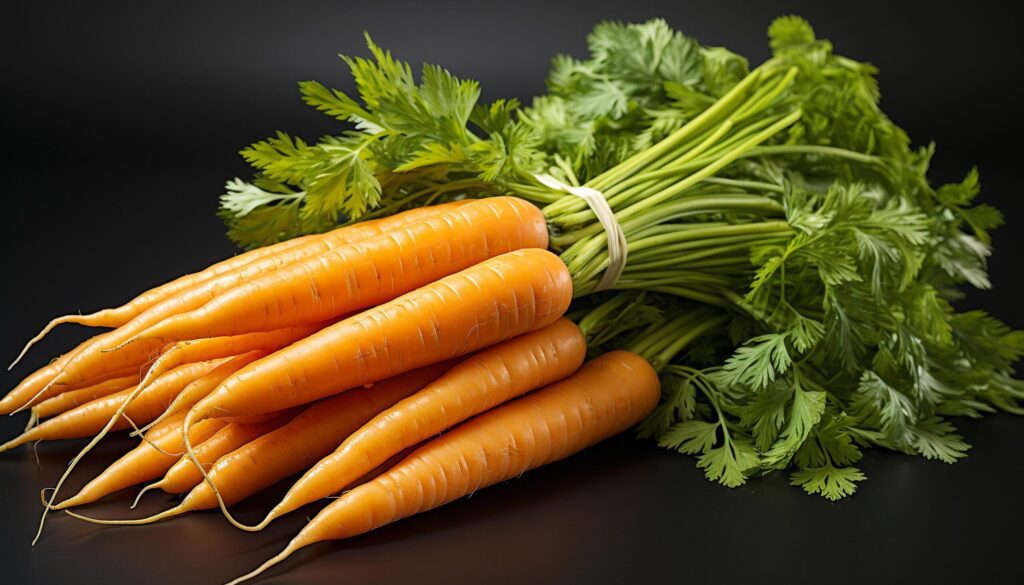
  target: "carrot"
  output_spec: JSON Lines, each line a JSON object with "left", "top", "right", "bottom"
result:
{"left": 32, "top": 374, "right": 140, "bottom": 419}
{"left": 64, "top": 363, "right": 454, "bottom": 525}
{"left": 139, "top": 351, "right": 267, "bottom": 433}
{"left": 0, "top": 358, "right": 70, "bottom": 415}
{"left": 0, "top": 360, "right": 222, "bottom": 451}
{"left": 51, "top": 412, "right": 227, "bottom": 510}
{"left": 243, "top": 318, "right": 586, "bottom": 530}
{"left": 41, "top": 197, "right": 547, "bottom": 393}
{"left": 184, "top": 247, "right": 570, "bottom": 431}
{"left": 226, "top": 350, "right": 660, "bottom": 584}
{"left": 0, "top": 345, "right": 140, "bottom": 416}
{"left": 27, "top": 355, "right": 245, "bottom": 543}
{"left": 132, "top": 323, "right": 328, "bottom": 398}
{"left": 29, "top": 199, "right": 502, "bottom": 395}
{"left": 10, "top": 200, "right": 470, "bottom": 369}
{"left": 138, "top": 413, "right": 297, "bottom": 499}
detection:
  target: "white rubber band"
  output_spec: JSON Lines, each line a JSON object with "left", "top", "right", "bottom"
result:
{"left": 535, "top": 173, "right": 626, "bottom": 292}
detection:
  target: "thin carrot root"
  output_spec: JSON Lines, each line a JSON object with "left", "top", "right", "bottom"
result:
{"left": 128, "top": 421, "right": 156, "bottom": 438}
{"left": 103, "top": 336, "right": 143, "bottom": 354}
{"left": 10, "top": 381, "right": 60, "bottom": 415}
{"left": 131, "top": 481, "right": 164, "bottom": 510}
{"left": 9, "top": 314, "right": 84, "bottom": 370}
{"left": 63, "top": 504, "right": 187, "bottom": 525}
{"left": 38, "top": 488, "right": 55, "bottom": 509}
{"left": 33, "top": 378, "right": 155, "bottom": 545}
{"left": 132, "top": 409, "right": 171, "bottom": 438}
{"left": 24, "top": 409, "right": 39, "bottom": 432}
{"left": 133, "top": 433, "right": 182, "bottom": 458}
{"left": 32, "top": 440, "right": 42, "bottom": 471}
{"left": 118, "top": 414, "right": 181, "bottom": 457}
{"left": 181, "top": 410, "right": 253, "bottom": 531}
{"left": 224, "top": 543, "right": 301, "bottom": 585}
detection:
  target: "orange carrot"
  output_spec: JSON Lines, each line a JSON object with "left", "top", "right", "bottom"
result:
{"left": 29, "top": 199, "right": 502, "bottom": 395}
{"left": 184, "top": 247, "right": 570, "bottom": 431}
{"left": 0, "top": 357, "right": 73, "bottom": 415}
{"left": 32, "top": 374, "right": 140, "bottom": 419}
{"left": 133, "top": 324, "right": 328, "bottom": 397}
{"left": 41, "top": 197, "right": 547, "bottom": 392}
{"left": 28, "top": 356, "right": 241, "bottom": 543}
{"left": 141, "top": 351, "right": 267, "bottom": 433}
{"left": 64, "top": 363, "right": 454, "bottom": 525}
{"left": 226, "top": 350, "right": 660, "bottom": 584}
{"left": 244, "top": 318, "right": 586, "bottom": 529}
{"left": 0, "top": 348, "right": 144, "bottom": 416}
{"left": 141, "top": 413, "right": 297, "bottom": 498}
{"left": 0, "top": 360, "right": 222, "bottom": 451}
{"left": 51, "top": 412, "right": 227, "bottom": 510}
{"left": 10, "top": 201, "right": 470, "bottom": 369}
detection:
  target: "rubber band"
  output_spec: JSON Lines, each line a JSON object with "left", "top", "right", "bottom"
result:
{"left": 535, "top": 173, "right": 626, "bottom": 292}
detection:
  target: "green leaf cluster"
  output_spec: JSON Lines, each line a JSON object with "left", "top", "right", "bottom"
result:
{"left": 520, "top": 19, "right": 749, "bottom": 181}
{"left": 220, "top": 35, "right": 542, "bottom": 249}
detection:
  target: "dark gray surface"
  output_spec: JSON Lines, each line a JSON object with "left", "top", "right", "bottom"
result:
{"left": 4, "top": 1, "right": 1023, "bottom": 583}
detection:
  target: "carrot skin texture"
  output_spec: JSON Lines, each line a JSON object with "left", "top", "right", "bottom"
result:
{"left": 0, "top": 341, "right": 138, "bottom": 415}
{"left": 135, "top": 324, "right": 328, "bottom": 393}
{"left": 33, "top": 374, "right": 139, "bottom": 419}
{"left": 189, "top": 247, "right": 571, "bottom": 423}
{"left": 135, "top": 196, "right": 548, "bottom": 345}
{"left": 299, "top": 351, "right": 658, "bottom": 543}
{"left": 0, "top": 360, "right": 67, "bottom": 415}
{"left": 230, "top": 351, "right": 659, "bottom": 584}
{"left": 42, "top": 200, "right": 484, "bottom": 388}
{"left": 156, "top": 351, "right": 266, "bottom": 422}
{"left": 54, "top": 413, "right": 226, "bottom": 509}
{"left": 0, "top": 360, "right": 221, "bottom": 451}
{"left": 178, "top": 363, "right": 453, "bottom": 511}
{"left": 157, "top": 414, "right": 295, "bottom": 494}
{"left": 266, "top": 318, "right": 586, "bottom": 522}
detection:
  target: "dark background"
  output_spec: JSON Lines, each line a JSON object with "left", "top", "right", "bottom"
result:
{"left": 3, "top": 1, "right": 1022, "bottom": 583}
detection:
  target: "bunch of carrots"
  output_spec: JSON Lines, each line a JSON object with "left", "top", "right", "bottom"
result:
{"left": 1, "top": 197, "right": 681, "bottom": 583}
{"left": 4, "top": 15, "right": 1022, "bottom": 584}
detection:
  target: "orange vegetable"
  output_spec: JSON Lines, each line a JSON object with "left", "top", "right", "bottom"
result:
{"left": 10, "top": 201, "right": 469, "bottom": 368}
{"left": 52, "top": 412, "right": 227, "bottom": 510}
{"left": 0, "top": 360, "right": 221, "bottom": 451}
{"left": 32, "top": 198, "right": 524, "bottom": 393}
{"left": 226, "top": 350, "right": 660, "bottom": 584}
{"left": 28, "top": 354, "right": 252, "bottom": 543}
{"left": 1, "top": 354, "right": 144, "bottom": 416}
{"left": 244, "top": 318, "right": 586, "bottom": 530}
{"left": 133, "top": 324, "right": 328, "bottom": 396}
{"left": 141, "top": 351, "right": 267, "bottom": 433}
{"left": 141, "top": 413, "right": 296, "bottom": 498}
{"left": 32, "top": 374, "right": 139, "bottom": 419}
{"left": 183, "top": 247, "right": 570, "bottom": 432}
{"left": 64, "top": 363, "right": 453, "bottom": 525}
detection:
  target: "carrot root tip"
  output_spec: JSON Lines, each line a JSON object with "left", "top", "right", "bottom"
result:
{"left": 9, "top": 316, "right": 69, "bottom": 370}
{"left": 132, "top": 482, "right": 162, "bottom": 510}
{"left": 11, "top": 376, "right": 64, "bottom": 415}
{"left": 224, "top": 543, "right": 300, "bottom": 585}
